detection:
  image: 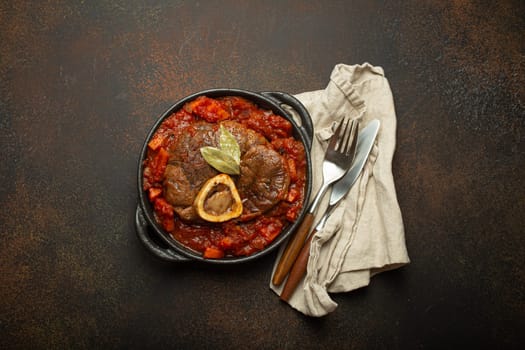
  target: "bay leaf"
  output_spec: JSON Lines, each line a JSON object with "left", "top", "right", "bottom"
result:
{"left": 200, "top": 146, "right": 240, "bottom": 175}
{"left": 219, "top": 125, "right": 240, "bottom": 163}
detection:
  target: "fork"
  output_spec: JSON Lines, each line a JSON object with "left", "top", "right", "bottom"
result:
{"left": 272, "top": 118, "right": 359, "bottom": 286}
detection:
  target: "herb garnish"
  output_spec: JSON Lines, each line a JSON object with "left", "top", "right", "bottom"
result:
{"left": 200, "top": 125, "right": 241, "bottom": 175}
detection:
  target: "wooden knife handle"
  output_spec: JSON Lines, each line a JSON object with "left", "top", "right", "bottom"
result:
{"left": 279, "top": 229, "right": 315, "bottom": 301}
{"left": 272, "top": 213, "right": 314, "bottom": 286}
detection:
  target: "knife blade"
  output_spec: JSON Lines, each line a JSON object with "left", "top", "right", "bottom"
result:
{"left": 279, "top": 119, "right": 380, "bottom": 301}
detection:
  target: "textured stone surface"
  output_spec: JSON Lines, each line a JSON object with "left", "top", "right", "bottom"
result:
{"left": 1, "top": 1, "right": 523, "bottom": 348}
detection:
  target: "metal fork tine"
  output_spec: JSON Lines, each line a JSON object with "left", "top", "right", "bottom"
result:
{"left": 340, "top": 119, "right": 353, "bottom": 153}
{"left": 328, "top": 118, "right": 344, "bottom": 150}
{"left": 336, "top": 118, "right": 351, "bottom": 152}
{"left": 346, "top": 121, "right": 359, "bottom": 156}
{"left": 339, "top": 118, "right": 356, "bottom": 154}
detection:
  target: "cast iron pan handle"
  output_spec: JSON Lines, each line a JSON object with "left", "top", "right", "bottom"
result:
{"left": 135, "top": 205, "right": 190, "bottom": 262}
{"left": 260, "top": 91, "right": 314, "bottom": 150}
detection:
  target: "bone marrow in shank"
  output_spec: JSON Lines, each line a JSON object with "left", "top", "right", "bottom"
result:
{"left": 194, "top": 174, "right": 243, "bottom": 222}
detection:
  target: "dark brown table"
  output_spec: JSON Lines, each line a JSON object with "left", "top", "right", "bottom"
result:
{"left": 1, "top": 1, "right": 523, "bottom": 349}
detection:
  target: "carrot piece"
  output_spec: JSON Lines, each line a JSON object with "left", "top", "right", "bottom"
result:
{"left": 148, "top": 187, "right": 162, "bottom": 201}
{"left": 188, "top": 96, "right": 230, "bottom": 122}
{"left": 152, "top": 147, "right": 169, "bottom": 182}
{"left": 163, "top": 219, "right": 175, "bottom": 232}
{"left": 148, "top": 134, "right": 165, "bottom": 151}
{"left": 286, "top": 187, "right": 299, "bottom": 203}
{"left": 157, "top": 147, "right": 169, "bottom": 163}
{"left": 203, "top": 247, "right": 225, "bottom": 259}
{"left": 153, "top": 197, "right": 175, "bottom": 232}
{"left": 287, "top": 158, "right": 298, "bottom": 182}
{"left": 219, "top": 236, "right": 234, "bottom": 249}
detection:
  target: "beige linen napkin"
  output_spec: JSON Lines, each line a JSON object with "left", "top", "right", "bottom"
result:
{"left": 270, "top": 63, "right": 410, "bottom": 317}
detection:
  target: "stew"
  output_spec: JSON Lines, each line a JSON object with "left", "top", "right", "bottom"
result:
{"left": 143, "top": 96, "right": 307, "bottom": 258}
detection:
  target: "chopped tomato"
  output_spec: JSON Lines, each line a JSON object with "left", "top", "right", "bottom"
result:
{"left": 162, "top": 218, "right": 175, "bottom": 232}
{"left": 153, "top": 197, "right": 174, "bottom": 232}
{"left": 219, "top": 236, "right": 234, "bottom": 249}
{"left": 258, "top": 218, "right": 283, "bottom": 243}
{"left": 148, "top": 187, "right": 163, "bottom": 201}
{"left": 286, "top": 205, "right": 300, "bottom": 222}
{"left": 287, "top": 158, "right": 298, "bottom": 182}
{"left": 148, "top": 134, "right": 165, "bottom": 150}
{"left": 249, "top": 236, "right": 266, "bottom": 250}
{"left": 286, "top": 187, "right": 299, "bottom": 203}
{"left": 151, "top": 147, "right": 169, "bottom": 182}
{"left": 186, "top": 96, "right": 230, "bottom": 122}
{"left": 203, "top": 247, "right": 225, "bottom": 259}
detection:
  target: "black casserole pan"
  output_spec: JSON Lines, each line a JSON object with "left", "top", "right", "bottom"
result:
{"left": 135, "top": 88, "right": 313, "bottom": 264}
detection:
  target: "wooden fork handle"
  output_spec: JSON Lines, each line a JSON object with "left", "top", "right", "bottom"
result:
{"left": 272, "top": 213, "right": 314, "bottom": 286}
{"left": 279, "top": 229, "right": 316, "bottom": 301}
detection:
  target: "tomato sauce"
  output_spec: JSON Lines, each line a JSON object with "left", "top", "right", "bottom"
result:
{"left": 143, "top": 96, "right": 307, "bottom": 258}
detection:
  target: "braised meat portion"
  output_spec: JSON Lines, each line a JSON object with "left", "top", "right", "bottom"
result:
{"left": 162, "top": 120, "right": 289, "bottom": 223}
{"left": 164, "top": 122, "right": 219, "bottom": 221}
{"left": 221, "top": 120, "right": 267, "bottom": 153}
{"left": 163, "top": 165, "right": 193, "bottom": 206}
{"left": 238, "top": 145, "right": 290, "bottom": 220}
{"left": 163, "top": 162, "right": 218, "bottom": 221}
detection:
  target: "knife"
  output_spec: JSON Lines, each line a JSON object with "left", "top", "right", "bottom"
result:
{"left": 279, "top": 119, "right": 380, "bottom": 301}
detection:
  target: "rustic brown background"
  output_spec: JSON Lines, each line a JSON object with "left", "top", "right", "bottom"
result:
{"left": 1, "top": 1, "right": 524, "bottom": 349}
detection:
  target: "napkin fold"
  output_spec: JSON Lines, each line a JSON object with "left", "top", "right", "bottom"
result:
{"left": 270, "top": 63, "right": 410, "bottom": 316}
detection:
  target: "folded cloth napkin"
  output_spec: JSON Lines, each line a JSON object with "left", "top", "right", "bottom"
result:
{"left": 270, "top": 63, "right": 410, "bottom": 317}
